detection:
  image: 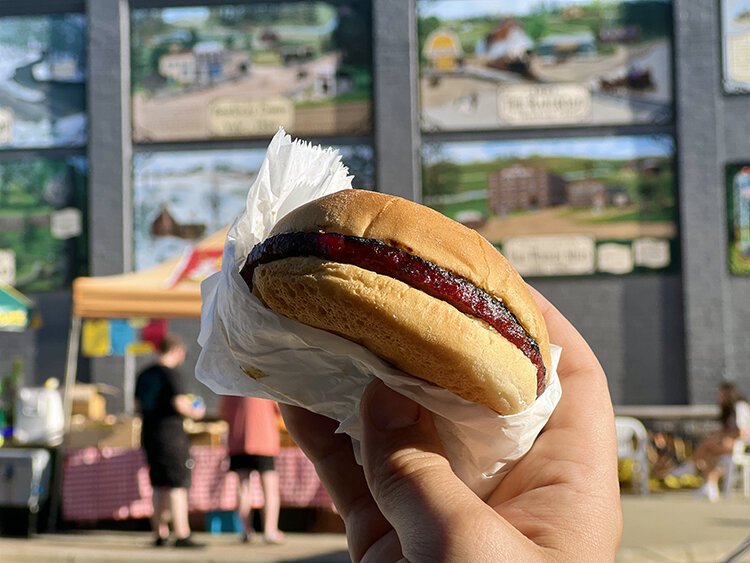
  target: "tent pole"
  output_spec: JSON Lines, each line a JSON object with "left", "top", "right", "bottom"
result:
{"left": 63, "top": 315, "right": 82, "bottom": 433}
{"left": 123, "top": 351, "right": 136, "bottom": 416}
{"left": 50, "top": 314, "right": 81, "bottom": 532}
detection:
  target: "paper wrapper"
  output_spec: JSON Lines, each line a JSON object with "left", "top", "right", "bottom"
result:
{"left": 197, "top": 129, "right": 563, "bottom": 500}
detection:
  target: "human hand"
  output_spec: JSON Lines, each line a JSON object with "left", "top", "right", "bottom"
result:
{"left": 175, "top": 394, "right": 206, "bottom": 420}
{"left": 280, "top": 288, "right": 622, "bottom": 562}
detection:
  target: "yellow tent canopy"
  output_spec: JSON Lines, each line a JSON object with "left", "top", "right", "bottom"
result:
{"left": 72, "top": 228, "right": 227, "bottom": 319}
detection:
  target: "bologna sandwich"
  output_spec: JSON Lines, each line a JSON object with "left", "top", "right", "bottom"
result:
{"left": 240, "top": 189, "right": 550, "bottom": 416}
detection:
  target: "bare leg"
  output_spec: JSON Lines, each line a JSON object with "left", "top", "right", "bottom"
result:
{"left": 169, "top": 487, "right": 191, "bottom": 540}
{"left": 696, "top": 434, "right": 735, "bottom": 475}
{"left": 706, "top": 467, "right": 722, "bottom": 487}
{"left": 260, "top": 470, "right": 284, "bottom": 543}
{"left": 151, "top": 487, "right": 170, "bottom": 540}
{"left": 694, "top": 435, "right": 722, "bottom": 473}
{"left": 236, "top": 470, "right": 254, "bottom": 541}
{"left": 695, "top": 434, "right": 736, "bottom": 502}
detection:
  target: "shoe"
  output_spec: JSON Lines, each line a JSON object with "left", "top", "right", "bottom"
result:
{"left": 153, "top": 536, "right": 169, "bottom": 547}
{"left": 694, "top": 482, "right": 720, "bottom": 502}
{"left": 240, "top": 531, "right": 256, "bottom": 544}
{"left": 174, "top": 536, "right": 206, "bottom": 548}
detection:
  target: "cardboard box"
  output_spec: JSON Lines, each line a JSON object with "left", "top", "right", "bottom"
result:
{"left": 184, "top": 419, "right": 227, "bottom": 447}
{"left": 98, "top": 417, "right": 141, "bottom": 448}
{"left": 63, "top": 422, "right": 109, "bottom": 448}
{"left": 71, "top": 384, "right": 107, "bottom": 421}
{"left": 64, "top": 416, "right": 141, "bottom": 449}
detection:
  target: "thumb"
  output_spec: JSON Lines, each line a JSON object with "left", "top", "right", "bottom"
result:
{"left": 359, "top": 380, "right": 492, "bottom": 559}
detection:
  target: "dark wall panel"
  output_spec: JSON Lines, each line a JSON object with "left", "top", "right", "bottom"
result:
{"left": 534, "top": 275, "right": 686, "bottom": 405}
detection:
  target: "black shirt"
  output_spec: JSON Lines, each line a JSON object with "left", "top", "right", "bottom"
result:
{"left": 135, "top": 363, "right": 187, "bottom": 450}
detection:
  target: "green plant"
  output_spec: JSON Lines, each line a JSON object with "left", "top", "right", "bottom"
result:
{"left": 0, "top": 357, "right": 23, "bottom": 427}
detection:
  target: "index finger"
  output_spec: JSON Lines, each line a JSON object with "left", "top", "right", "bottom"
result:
{"left": 278, "top": 404, "right": 367, "bottom": 518}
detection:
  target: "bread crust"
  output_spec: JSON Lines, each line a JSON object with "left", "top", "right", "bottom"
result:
{"left": 269, "top": 189, "right": 551, "bottom": 374}
{"left": 253, "top": 257, "right": 537, "bottom": 414}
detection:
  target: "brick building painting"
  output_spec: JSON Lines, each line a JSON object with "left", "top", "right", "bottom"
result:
{"left": 566, "top": 180, "right": 607, "bottom": 208}
{"left": 489, "top": 167, "right": 630, "bottom": 213}
{"left": 487, "top": 164, "right": 566, "bottom": 214}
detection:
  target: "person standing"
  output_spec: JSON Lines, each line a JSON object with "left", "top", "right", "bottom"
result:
{"left": 220, "top": 396, "right": 284, "bottom": 545}
{"left": 135, "top": 334, "right": 205, "bottom": 547}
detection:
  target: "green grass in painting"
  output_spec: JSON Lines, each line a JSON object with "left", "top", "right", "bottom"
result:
{"left": 730, "top": 244, "right": 750, "bottom": 275}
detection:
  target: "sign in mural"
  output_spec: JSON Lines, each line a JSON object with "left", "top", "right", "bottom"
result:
{"left": 422, "top": 135, "right": 677, "bottom": 276}
{"left": 131, "top": 2, "right": 373, "bottom": 142}
{"left": 728, "top": 163, "right": 750, "bottom": 274}
{"left": 0, "top": 14, "right": 86, "bottom": 148}
{"left": 722, "top": 0, "right": 750, "bottom": 93}
{"left": 417, "top": 0, "right": 673, "bottom": 131}
{"left": 133, "top": 144, "right": 375, "bottom": 271}
{"left": 0, "top": 157, "right": 88, "bottom": 292}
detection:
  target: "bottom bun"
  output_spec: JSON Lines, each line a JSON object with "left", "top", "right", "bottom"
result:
{"left": 253, "top": 256, "right": 537, "bottom": 415}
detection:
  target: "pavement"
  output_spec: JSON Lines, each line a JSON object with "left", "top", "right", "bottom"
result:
{"left": 619, "top": 492, "right": 750, "bottom": 562}
{"left": 2, "top": 492, "right": 750, "bottom": 562}
{"left": 0, "top": 531, "right": 351, "bottom": 563}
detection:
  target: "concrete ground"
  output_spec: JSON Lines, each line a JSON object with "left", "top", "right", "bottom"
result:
{"left": 2, "top": 492, "right": 750, "bottom": 562}
{"left": 0, "top": 531, "right": 351, "bottom": 563}
{"left": 619, "top": 492, "right": 750, "bottom": 562}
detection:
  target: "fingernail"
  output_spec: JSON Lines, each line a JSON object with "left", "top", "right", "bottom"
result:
{"left": 364, "top": 380, "right": 421, "bottom": 431}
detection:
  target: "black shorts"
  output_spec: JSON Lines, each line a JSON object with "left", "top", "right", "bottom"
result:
{"left": 229, "top": 454, "right": 275, "bottom": 473}
{"left": 147, "top": 455, "right": 192, "bottom": 489}
{"left": 142, "top": 423, "right": 192, "bottom": 489}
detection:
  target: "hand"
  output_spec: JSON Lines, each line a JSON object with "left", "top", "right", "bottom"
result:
{"left": 193, "top": 403, "right": 206, "bottom": 420}
{"left": 173, "top": 395, "right": 205, "bottom": 420}
{"left": 280, "top": 288, "right": 622, "bottom": 562}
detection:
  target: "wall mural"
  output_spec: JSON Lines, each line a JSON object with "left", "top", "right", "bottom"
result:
{"left": 728, "top": 163, "right": 750, "bottom": 274}
{"left": 422, "top": 135, "right": 677, "bottom": 276}
{"left": 0, "top": 156, "right": 87, "bottom": 291}
{"left": 722, "top": 0, "right": 750, "bottom": 93}
{"left": 417, "top": 0, "right": 673, "bottom": 131}
{"left": 131, "top": 2, "right": 373, "bottom": 142}
{"left": 132, "top": 144, "right": 375, "bottom": 271}
{"left": 0, "top": 14, "right": 86, "bottom": 149}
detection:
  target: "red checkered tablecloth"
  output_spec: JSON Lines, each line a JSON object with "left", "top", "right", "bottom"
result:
{"left": 62, "top": 446, "right": 332, "bottom": 522}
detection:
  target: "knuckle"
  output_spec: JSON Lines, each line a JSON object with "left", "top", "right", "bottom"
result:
{"left": 369, "top": 447, "right": 448, "bottom": 503}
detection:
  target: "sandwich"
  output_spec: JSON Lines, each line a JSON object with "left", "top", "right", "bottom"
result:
{"left": 240, "top": 189, "right": 550, "bottom": 415}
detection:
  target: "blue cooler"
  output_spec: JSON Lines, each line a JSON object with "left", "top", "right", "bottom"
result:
{"left": 205, "top": 510, "right": 242, "bottom": 535}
